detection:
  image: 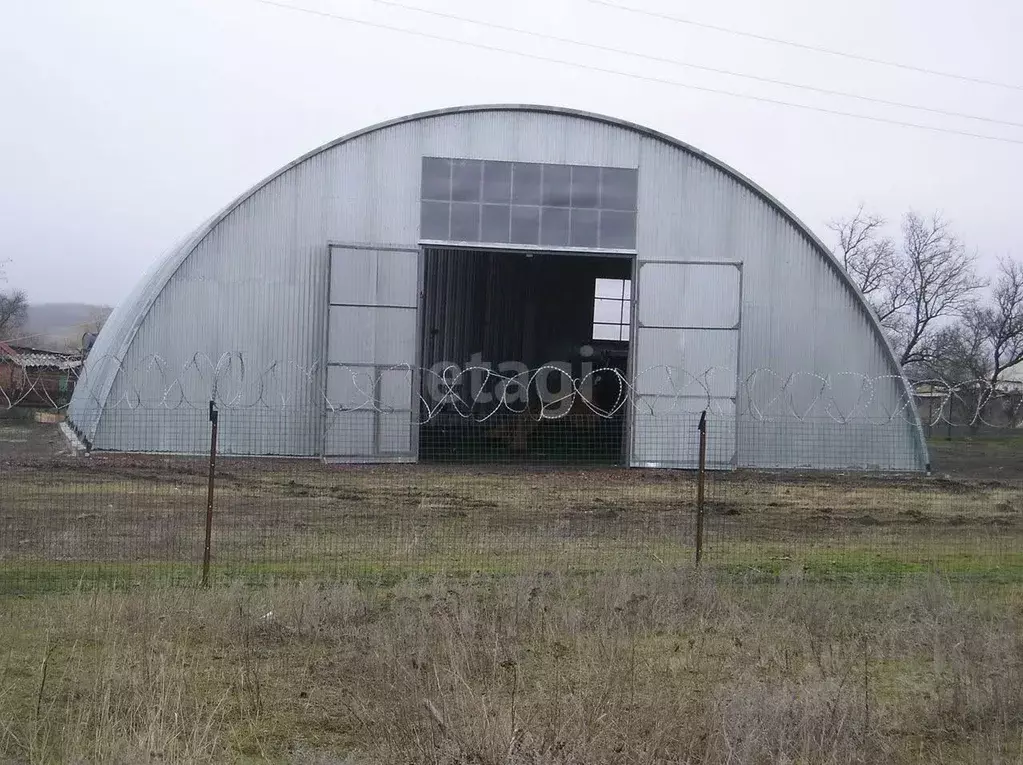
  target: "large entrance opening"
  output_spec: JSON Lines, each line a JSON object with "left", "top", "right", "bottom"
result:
{"left": 419, "top": 247, "right": 633, "bottom": 463}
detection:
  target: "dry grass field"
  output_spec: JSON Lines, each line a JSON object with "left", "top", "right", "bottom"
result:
{"left": 1, "top": 573, "right": 1022, "bottom": 763}
{"left": 2, "top": 420, "right": 1023, "bottom": 762}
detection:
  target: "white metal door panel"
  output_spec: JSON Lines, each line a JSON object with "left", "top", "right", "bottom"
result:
{"left": 327, "top": 307, "right": 417, "bottom": 365}
{"left": 635, "top": 329, "right": 738, "bottom": 397}
{"left": 638, "top": 263, "right": 740, "bottom": 329}
{"left": 325, "top": 245, "right": 419, "bottom": 461}
{"left": 631, "top": 261, "right": 741, "bottom": 469}
{"left": 378, "top": 368, "right": 416, "bottom": 408}
{"left": 329, "top": 247, "right": 419, "bottom": 307}
{"left": 326, "top": 365, "right": 380, "bottom": 410}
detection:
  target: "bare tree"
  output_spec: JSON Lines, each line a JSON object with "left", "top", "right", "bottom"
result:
{"left": 897, "top": 212, "right": 984, "bottom": 367}
{"left": 0, "top": 290, "right": 28, "bottom": 342}
{"left": 830, "top": 210, "right": 983, "bottom": 367}
{"left": 976, "top": 257, "right": 1023, "bottom": 389}
{"left": 829, "top": 208, "right": 910, "bottom": 347}
{"left": 920, "top": 314, "right": 989, "bottom": 383}
{"left": 828, "top": 205, "right": 899, "bottom": 303}
{"left": 0, "top": 259, "right": 29, "bottom": 342}
{"left": 913, "top": 257, "right": 1023, "bottom": 426}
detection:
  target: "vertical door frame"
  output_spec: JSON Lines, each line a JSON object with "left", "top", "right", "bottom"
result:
{"left": 322, "top": 241, "right": 421, "bottom": 462}
{"left": 629, "top": 259, "right": 743, "bottom": 469}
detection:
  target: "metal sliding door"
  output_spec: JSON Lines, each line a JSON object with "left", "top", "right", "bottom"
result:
{"left": 631, "top": 261, "right": 741, "bottom": 469}
{"left": 324, "top": 244, "right": 419, "bottom": 461}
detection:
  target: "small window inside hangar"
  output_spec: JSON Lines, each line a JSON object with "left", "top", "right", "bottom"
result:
{"left": 593, "top": 278, "right": 631, "bottom": 342}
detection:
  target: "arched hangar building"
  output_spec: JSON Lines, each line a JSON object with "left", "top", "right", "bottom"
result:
{"left": 69, "top": 105, "right": 928, "bottom": 471}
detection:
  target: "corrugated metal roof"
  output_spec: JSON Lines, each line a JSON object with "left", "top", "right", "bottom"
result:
{"left": 0, "top": 342, "right": 83, "bottom": 370}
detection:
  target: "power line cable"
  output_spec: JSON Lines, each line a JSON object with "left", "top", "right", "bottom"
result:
{"left": 245, "top": 0, "right": 1023, "bottom": 146}
{"left": 362, "top": 0, "right": 1023, "bottom": 129}
{"left": 588, "top": 0, "right": 1023, "bottom": 92}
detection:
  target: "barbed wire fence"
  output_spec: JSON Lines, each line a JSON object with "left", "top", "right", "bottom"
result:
{"left": 4, "top": 349, "right": 1023, "bottom": 426}
{"left": 1, "top": 352, "right": 1021, "bottom": 592}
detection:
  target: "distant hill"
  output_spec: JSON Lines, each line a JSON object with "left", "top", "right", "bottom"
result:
{"left": 19, "top": 303, "right": 112, "bottom": 352}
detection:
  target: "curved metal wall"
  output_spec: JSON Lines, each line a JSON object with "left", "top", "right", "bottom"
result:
{"left": 68, "top": 105, "right": 927, "bottom": 469}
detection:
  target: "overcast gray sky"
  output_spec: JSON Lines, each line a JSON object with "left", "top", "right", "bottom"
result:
{"left": 1, "top": 0, "right": 1021, "bottom": 308}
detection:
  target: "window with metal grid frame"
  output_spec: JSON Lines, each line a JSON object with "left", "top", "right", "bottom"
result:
{"left": 592, "top": 277, "right": 631, "bottom": 341}
{"left": 421, "top": 157, "right": 638, "bottom": 250}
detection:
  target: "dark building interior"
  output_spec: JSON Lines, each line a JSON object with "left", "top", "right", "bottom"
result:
{"left": 418, "top": 248, "right": 633, "bottom": 462}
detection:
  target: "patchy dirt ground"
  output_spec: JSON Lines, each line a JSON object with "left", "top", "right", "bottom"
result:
{"left": 2, "top": 415, "right": 1022, "bottom": 591}
{"left": 0, "top": 417, "right": 80, "bottom": 461}
{"left": 1, "top": 421, "right": 1021, "bottom": 590}
{"left": 4, "top": 415, "right": 1023, "bottom": 480}
{"left": 927, "top": 435, "right": 1023, "bottom": 482}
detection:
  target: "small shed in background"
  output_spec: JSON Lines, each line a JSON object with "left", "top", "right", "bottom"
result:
{"left": 0, "top": 342, "right": 83, "bottom": 409}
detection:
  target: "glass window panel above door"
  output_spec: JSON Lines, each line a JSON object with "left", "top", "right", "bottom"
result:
{"left": 539, "top": 207, "right": 570, "bottom": 247}
{"left": 450, "top": 202, "right": 480, "bottom": 241}
{"left": 510, "top": 205, "right": 541, "bottom": 245}
{"left": 511, "top": 163, "right": 543, "bottom": 205}
{"left": 482, "top": 161, "right": 512, "bottom": 203}
{"left": 420, "top": 201, "right": 450, "bottom": 240}
{"left": 600, "top": 167, "right": 639, "bottom": 211}
{"left": 481, "top": 204, "right": 511, "bottom": 243}
{"left": 570, "top": 165, "right": 600, "bottom": 208}
{"left": 451, "top": 160, "right": 482, "bottom": 202}
{"left": 599, "top": 210, "right": 637, "bottom": 250}
{"left": 421, "top": 157, "right": 451, "bottom": 201}
{"left": 421, "top": 157, "right": 637, "bottom": 251}
{"left": 570, "top": 209, "right": 599, "bottom": 248}
{"left": 541, "top": 164, "right": 572, "bottom": 207}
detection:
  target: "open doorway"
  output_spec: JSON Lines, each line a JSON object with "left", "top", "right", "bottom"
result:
{"left": 419, "top": 247, "right": 633, "bottom": 463}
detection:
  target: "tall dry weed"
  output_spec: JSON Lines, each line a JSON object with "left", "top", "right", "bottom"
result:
{"left": 0, "top": 572, "right": 1020, "bottom": 763}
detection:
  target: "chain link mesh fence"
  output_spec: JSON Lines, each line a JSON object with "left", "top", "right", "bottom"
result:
{"left": 2, "top": 400, "right": 1020, "bottom": 593}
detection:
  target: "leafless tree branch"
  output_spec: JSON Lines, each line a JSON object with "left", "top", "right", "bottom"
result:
{"left": 828, "top": 205, "right": 899, "bottom": 302}
{"left": 897, "top": 212, "right": 984, "bottom": 366}
{"left": 0, "top": 289, "right": 28, "bottom": 342}
{"left": 831, "top": 208, "right": 985, "bottom": 369}
{"left": 980, "top": 257, "right": 1023, "bottom": 386}
{"left": 0, "top": 258, "right": 28, "bottom": 341}
{"left": 910, "top": 256, "right": 1023, "bottom": 426}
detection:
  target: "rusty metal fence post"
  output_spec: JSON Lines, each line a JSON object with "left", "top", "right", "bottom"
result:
{"left": 201, "top": 400, "right": 219, "bottom": 587}
{"left": 695, "top": 410, "right": 707, "bottom": 566}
